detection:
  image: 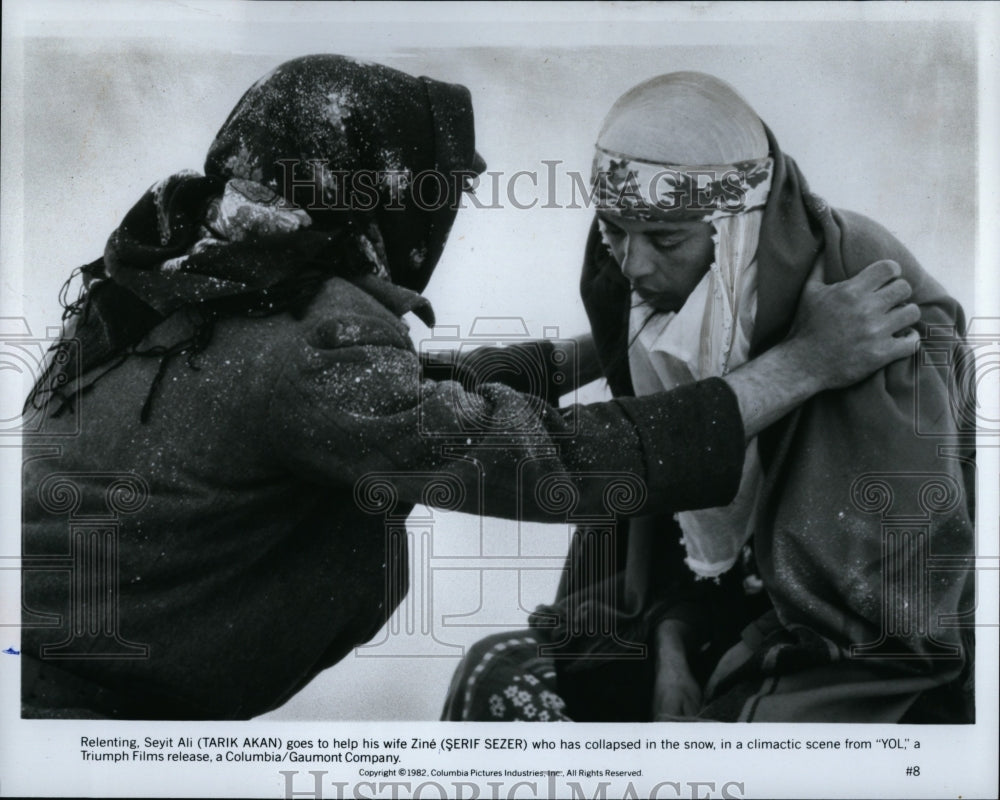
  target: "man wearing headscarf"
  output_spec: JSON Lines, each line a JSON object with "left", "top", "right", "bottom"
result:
{"left": 22, "top": 58, "right": 921, "bottom": 720}
{"left": 444, "top": 72, "right": 973, "bottom": 724}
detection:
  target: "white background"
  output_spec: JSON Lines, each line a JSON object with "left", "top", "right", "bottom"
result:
{"left": 1, "top": 2, "right": 997, "bottom": 798}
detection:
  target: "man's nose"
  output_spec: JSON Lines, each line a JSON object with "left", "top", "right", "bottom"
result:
{"left": 621, "top": 235, "right": 659, "bottom": 282}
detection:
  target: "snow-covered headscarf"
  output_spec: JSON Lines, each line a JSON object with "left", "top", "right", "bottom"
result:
{"left": 29, "top": 55, "right": 484, "bottom": 421}
{"left": 593, "top": 71, "right": 774, "bottom": 578}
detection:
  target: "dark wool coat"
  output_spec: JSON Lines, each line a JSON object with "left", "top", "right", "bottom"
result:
{"left": 21, "top": 271, "right": 747, "bottom": 719}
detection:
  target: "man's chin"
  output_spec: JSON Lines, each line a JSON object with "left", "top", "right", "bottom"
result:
{"left": 636, "top": 291, "right": 683, "bottom": 313}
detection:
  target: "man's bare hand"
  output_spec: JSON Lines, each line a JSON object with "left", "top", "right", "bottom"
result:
{"left": 652, "top": 660, "right": 703, "bottom": 719}
{"left": 724, "top": 258, "right": 920, "bottom": 439}
{"left": 785, "top": 258, "right": 920, "bottom": 391}
{"left": 652, "top": 619, "right": 703, "bottom": 719}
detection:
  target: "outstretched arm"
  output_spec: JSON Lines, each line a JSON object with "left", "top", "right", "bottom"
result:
{"left": 269, "top": 258, "right": 917, "bottom": 524}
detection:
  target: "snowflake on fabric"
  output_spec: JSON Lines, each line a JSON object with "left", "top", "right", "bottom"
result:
{"left": 522, "top": 703, "right": 538, "bottom": 719}
{"left": 523, "top": 674, "right": 540, "bottom": 686}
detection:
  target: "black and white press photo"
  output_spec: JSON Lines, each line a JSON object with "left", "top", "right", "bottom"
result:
{"left": 2, "top": 2, "right": 997, "bottom": 799}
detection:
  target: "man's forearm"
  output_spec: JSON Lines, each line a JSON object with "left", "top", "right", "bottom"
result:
{"left": 722, "top": 339, "right": 823, "bottom": 440}
{"left": 723, "top": 258, "right": 920, "bottom": 440}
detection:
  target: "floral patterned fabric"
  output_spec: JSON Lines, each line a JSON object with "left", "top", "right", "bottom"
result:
{"left": 592, "top": 147, "right": 772, "bottom": 219}
{"left": 441, "top": 632, "right": 570, "bottom": 721}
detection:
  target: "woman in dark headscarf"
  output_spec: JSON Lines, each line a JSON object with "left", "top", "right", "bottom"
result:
{"left": 444, "top": 72, "right": 974, "bottom": 724}
{"left": 21, "top": 57, "right": 923, "bottom": 720}
{"left": 22, "top": 54, "right": 490, "bottom": 719}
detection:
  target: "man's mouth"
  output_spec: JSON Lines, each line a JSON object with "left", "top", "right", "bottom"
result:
{"left": 634, "top": 286, "right": 683, "bottom": 312}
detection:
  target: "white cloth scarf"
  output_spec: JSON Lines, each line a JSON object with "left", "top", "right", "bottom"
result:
{"left": 626, "top": 209, "right": 765, "bottom": 578}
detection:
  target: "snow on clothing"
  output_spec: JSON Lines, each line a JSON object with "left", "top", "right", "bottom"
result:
{"left": 28, "top": 54, "right": 480, "bottom": 421}
{"left": 22, "top": 271, "right": 746, "bottom": 720}
{"left": 445, "top": 126, "right": 975, "bottom": 724}
{"left": 20, "top": 55, "right": 748, "bottom": 719}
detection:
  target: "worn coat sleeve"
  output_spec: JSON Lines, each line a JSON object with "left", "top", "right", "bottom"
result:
{"left": 265, "top": 314, "right": 746, "bottom": 523}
